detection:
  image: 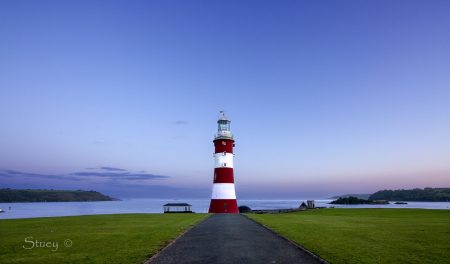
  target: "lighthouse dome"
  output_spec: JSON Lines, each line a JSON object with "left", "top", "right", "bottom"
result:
{"left": 218, "top": 111, "right": 229, "bottom": 121}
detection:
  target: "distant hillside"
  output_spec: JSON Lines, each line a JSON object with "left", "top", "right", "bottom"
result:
{"left": 330, "top": 196, "right": 388, "bottom": 205}
{"left": 330, "top": 193, "right": 371, "bottom": 199}
{"left": 369, "top": 188, "right": 450, "bottom": 202}
{"left": 0, "top": 189, "right": 116, "bottom": 202}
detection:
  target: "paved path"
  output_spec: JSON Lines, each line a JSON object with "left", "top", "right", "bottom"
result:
{"left": 147, "top": 214, "right": 322, "bottom": 264}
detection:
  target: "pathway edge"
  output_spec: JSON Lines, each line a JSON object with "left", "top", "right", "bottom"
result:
{"left": 142, "top": 214, "right": 211, "bottom": 264}
{"left": 243, "top": 214, "right": 330, "bottom": 264}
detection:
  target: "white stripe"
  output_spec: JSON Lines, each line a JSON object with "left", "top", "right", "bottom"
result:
{"left": 211, "top": 183, "right": 237, "bottom": 199}
{"left": 214, "top": 153, "right": 234, "bottom": 168}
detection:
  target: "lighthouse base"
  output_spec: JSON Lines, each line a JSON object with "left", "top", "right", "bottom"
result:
{"left": 208, "top": 199, "right": 239, "bottom": 213}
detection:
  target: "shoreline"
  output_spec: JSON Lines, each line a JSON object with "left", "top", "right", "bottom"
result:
{"left": 1, "top": 199, "right": 450, "bottom": 220}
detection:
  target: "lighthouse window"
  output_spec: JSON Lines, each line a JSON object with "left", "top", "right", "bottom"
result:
{"left": 223, "top": 152, "right": 226, "bottom": 156}
{"left": 222, "top": 141, "right": 226, "bottom": 146}
{"left": 223, "top": 163, "right": 227, "bottom": 167}
{"left": 219, "top": 123, "right": 229, "bottom": 131}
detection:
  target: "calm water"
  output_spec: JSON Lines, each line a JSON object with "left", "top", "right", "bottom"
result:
{"left": 0, "top": 199, "right": 449, "bottom": 219}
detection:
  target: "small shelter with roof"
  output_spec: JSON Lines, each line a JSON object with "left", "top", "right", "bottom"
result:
{"left": 163, "top": 203, "right": 193, "bottom": 213}
{"left": 299, "top": 202, "right": 308, "bottom": 210}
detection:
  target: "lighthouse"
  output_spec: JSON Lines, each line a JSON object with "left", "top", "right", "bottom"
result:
{"left": 208, "top": 111, "right": 239, "bottom": 213}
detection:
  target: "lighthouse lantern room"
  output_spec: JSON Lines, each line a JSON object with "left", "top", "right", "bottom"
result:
{"left": 208, "top": 111, "right": 239, "bottom": 213}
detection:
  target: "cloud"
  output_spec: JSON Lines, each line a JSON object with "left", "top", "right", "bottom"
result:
{"left": 0, "top": 167, "right": 169, "bottom": 183}
{"left": 174, "top": 120, "right": 188, "bottom": 125}
{"left": 92, "top": 140, "right": 106, "bottom": 145}
{"left": 72, "top": 171, "right": 168, "bottom": 180}
{"left": 99, "top": 167, "right": 127, "bottom": 172}
{"left": 0, "top": 170, "right": 83, "bottom": 181}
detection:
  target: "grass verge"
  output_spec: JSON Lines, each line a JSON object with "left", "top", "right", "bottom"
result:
{"left": 0, "top": 213, "right": 207, "bottom": 264}
{"left": 248, "top": 208, "right": 450, "bottom": 264}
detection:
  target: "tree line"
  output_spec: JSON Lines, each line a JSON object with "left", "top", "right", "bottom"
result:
{"left": 0, "top": 188, "right": 116, "bottom": 202}
{"left": 369, "top": 188, "right": 450, "bottom": 201}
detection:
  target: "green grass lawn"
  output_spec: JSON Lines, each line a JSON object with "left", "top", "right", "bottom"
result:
{"left": 0, "top": 213, "right": 207, "bottom": 264}
{"left": 248, "top": 209, "right": 450, "bottom": 264}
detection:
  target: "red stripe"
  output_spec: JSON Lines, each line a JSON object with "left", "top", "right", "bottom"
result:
{"left": 213, "top": 139, "right": 234, "bottom": 154}
{"left": 213, "top": 168, "right": 234, "bottom": 183}
{"left": 208, "top": 199, "right": 239, "bottom": 213}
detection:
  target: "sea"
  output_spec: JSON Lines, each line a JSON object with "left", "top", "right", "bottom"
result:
{"left": 1, "top": 199, "right": 449, "bottom": 219}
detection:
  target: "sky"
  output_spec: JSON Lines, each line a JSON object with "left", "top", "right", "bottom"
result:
{"left": 1, "top": 0, "right": 449, "bottom": 199}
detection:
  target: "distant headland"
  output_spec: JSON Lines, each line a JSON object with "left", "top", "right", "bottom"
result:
{"left": 332, "top": 187, "right": 450, "bottom": 203}
{"left": 329, "top": 193, "right": 371, "bottom": 199}
{"left": 0, "top": 188, "right": 117, "bottom": 203}
{"left": 330, "top": 196, "right": 389, "bottom": 205}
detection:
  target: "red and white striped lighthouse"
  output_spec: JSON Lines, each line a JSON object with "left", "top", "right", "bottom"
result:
{"left": 208, "top": 111, "right": 239, "bottom": 213}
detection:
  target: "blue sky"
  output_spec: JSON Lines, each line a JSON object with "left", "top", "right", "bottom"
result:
{"left": 1, "top": 0, "right": 449, "bottom": 198}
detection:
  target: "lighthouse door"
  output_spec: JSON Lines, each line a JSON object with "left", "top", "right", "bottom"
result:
{"left": 224, "top": 202, "right": 227, "bottom": 212}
